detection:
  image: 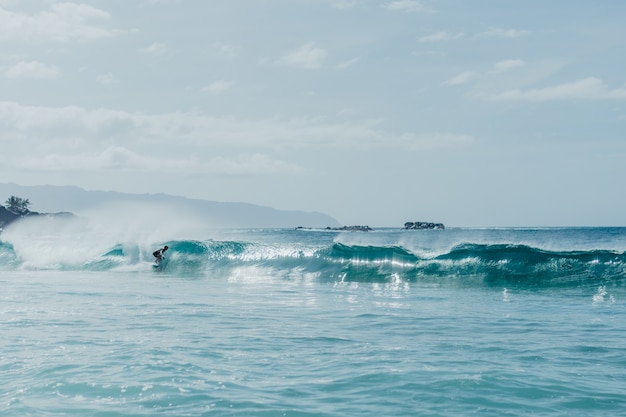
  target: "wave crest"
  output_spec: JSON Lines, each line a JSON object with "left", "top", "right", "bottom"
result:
{"left": 2, "top": 237, "right": 625, "bottom": 288}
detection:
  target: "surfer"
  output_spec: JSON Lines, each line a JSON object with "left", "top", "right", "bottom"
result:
{"left": 153, "top": 245, "right": 169, "bottom": 263}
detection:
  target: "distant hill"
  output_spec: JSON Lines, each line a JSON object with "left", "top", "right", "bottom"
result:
{"left": 0, "top": 183, "right": 340, "bottom": 229}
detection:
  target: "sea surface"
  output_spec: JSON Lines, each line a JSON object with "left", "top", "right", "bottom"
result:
{"left": 1, "top": 223, "right": 625, "bottom": 416}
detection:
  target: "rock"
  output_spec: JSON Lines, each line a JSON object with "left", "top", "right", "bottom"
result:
{"left": 403, "top": 221, "right": 445, "bottom": 230}
{"left": 296, "top": 225, "right": 372, "bottom": 232}
{"left": 326, "top": 225, "right": 372, "bottom": 232}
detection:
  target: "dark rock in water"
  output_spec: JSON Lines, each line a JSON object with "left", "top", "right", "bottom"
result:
{"left": 296, "top": 225, "right": 372, "bottom": 232}
{"left": 404, "top": 221, "right": 445, "bottom": 230}
{"left": 327, "top": 225, "right": 372, "bottom": 232}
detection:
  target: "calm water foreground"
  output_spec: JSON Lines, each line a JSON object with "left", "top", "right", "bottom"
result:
{"left": 1, "top": 270, "right": 624, "bottom": 416}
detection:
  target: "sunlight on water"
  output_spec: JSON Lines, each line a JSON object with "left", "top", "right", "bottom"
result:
{"left": 502, "top": 288, "right": 510, "bottom": 302}
{"left": 592, "top": 285, "right": 616, "bottom": 304}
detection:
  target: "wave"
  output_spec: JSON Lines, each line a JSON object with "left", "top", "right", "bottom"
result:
{"left": 2, "top": 237, "right": 625, "bottom": 288}
{"left": 321, "top": 243, "right": 626, "bottom": 287}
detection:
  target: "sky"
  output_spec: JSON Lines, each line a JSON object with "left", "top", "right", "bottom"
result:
{"left": 1, "top": 0, "right": 625, "bottom": 227}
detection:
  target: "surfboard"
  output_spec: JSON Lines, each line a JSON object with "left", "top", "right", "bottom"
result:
{"left": 153, "top": 257, "right": 168, "bottom": 271}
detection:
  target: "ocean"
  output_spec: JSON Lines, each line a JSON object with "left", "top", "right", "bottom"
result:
{"left": 1, "top": 225, "right": 625, "bottom": 416}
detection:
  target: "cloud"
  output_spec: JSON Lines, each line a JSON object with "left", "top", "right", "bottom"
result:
{"left": 489, "top": 59, "right": 525, "bottom": 74}
{"left": 206, "top": 154, "right": 303, "bottom": 176}
{"left": 395, "top": 132, "right": 477, "bottom": 150}
{"left": 0, "top": 3, "right": 122, "bottom": 42}
{"left": 96, "top": 73, "right": 118, "bottom": 84}
{"left": 275, "top": 43, "right": 327, "bottom": 69}
{"left": 444, "top": 59, "right": 537, "bottom": 87}
{"left": 0, "top": 102, "right": 134, "bottom": 141}
{"left": 140, "top": 42, "right": 168, "bottom": 57}
{"left": 201, "top": 80, "right": 233, "bottom": 94}
{"left": 0, "top": 101, "right": 375, "bottom": 148}
{"left": 418, "top": 31, "right": 464, "bottom": 42}
{"left": 383, "top": 1, "right": 433, "bottom": 13}
{"left": 418, "top": 27, "right": 528, "bottom": 43}
{"left": 20, "top": 146, "right": 156, "bottom": 171}
{"left": 18, "top": 146, "right": 303, "bottom": 176}
{"left": 211, "top": 41, "right": 238, "bottom": 58}
{"left": 2, "top": 60, "right": 61, "bottom": 79}
{"left": 411, "top": 50, "right": 443, "bottom": 57}
{"left": 477, "top": 28, "right": 529, "bottom": 38}
{"left": 486, "top": 77, "right": 626, "bottom": 101}
{"left": 337, "top": 57, "right": 359, "bottom": 69}
{"left": 443, "top": 71, "right": 476, "bottom": 86}
{"left": 0, "top": 101, "right": 478, "bottom": 157}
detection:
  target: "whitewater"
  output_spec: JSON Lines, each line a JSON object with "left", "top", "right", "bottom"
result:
{"left": 1, "top": 216, "right": 625, "bottom": 416}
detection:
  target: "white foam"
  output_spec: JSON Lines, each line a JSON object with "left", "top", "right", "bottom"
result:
{"left": 2, "top": 200, "right": 214, "bottom": 269}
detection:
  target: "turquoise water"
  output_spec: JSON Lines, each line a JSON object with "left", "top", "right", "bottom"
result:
{"left": 1, "top": 226, "right": 625, "bottom": 416}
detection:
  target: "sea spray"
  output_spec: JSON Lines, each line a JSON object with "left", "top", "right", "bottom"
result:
{"left": 2, "top": 227, "right": 625, "bottom": 288}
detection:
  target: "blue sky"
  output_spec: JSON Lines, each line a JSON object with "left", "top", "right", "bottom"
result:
{"left": 1, "top": 0, "right": 625, "bottom": 226}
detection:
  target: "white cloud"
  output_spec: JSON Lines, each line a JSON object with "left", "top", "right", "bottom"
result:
{"left": 443, "top": 71, "right": 476, "bottom": 86}
{"left": 201, "top": 80, "right": 233, "bottom": 94}
{"left": 489, "top": 59, "right": 525, "bottom": 74}
{"left": 419, "top": 31, "right": 464, "bottom": 42}
{"left": 96, "top": 73, "right": 118, "bottom": 84}
{"left": 206, "top": 154, "right": 303, "bottom": 176}
{"left": 337, "top": 57, "right": 359, "bottom": 69}
{"left": 0, "top": 102, "right": 134, "bottom": 142}
{"left": 0, "top": 101, "right": 478, "bottom": 159}
{"left": 384, "top": 1, "right": 433, "bottom": 13}
{"left": 3, "top": 60, "right": 61, "bottom": 79}
{"left": 419, "top": 28, "right": 527, "bottom": 43}
{"left": 411, "top": 50, "right": 443, "bottom": 57}
{"left": 275, "top": 43, "right": 327, "bottom": 69}
{"left": 395, "top": 132, "right": 477, "bottom": 150}
{"left": 211, "top": 42, "right": 238, "bottom": 58}
{"left": 486, "top": 77, "right": 626, "bottom": 101}
{"left": 140, "top": 42, "right": 168, "bottom": 57}
{"left": 0, "top": 3, "right": 122, "bottom": 42}
{"left": 19, "top": 146, "right": 302, "bottom": 176}
{"left": 444, "top": 60, "right": 543, "bottom": 88}
{"left": 0, "top": 101, "right": 376, "bottom": 148}
{"left": 21, "top": 147, "right": 156, "bottom": 171}
{"left": 477, "top": 28, "right": 529, "bottom": 38}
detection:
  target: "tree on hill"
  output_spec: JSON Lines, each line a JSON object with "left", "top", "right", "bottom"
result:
{"left": 4, "top": 196, "right": 31, "bottom": 215}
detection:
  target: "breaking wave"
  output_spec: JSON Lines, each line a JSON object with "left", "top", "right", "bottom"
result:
{"left": 2, "top": 237, "right": 625, "bottom": 288}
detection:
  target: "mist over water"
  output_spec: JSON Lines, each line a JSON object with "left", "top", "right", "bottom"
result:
{"left": 1, "top": 201, "right": 217, "bottom": 270}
